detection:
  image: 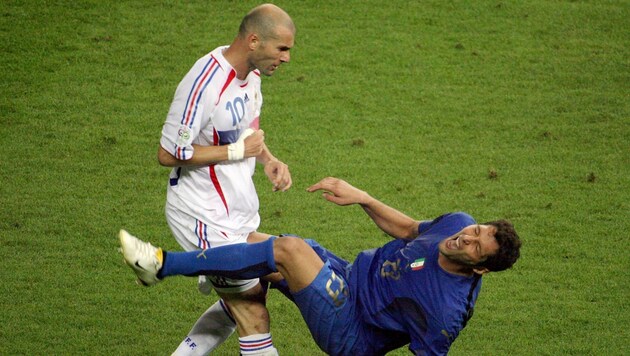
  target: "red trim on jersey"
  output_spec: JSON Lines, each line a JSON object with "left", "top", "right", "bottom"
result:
{"left": 212, "top": 127, "right": 219, "bottom": 145}
{"left": 216, "top": 69, "right": 237, "bottom": 105}
{"left": 251, "top": 116, "right": 260, "bottom": 130}
{"left": 213, "top": 127, "right": 220, "bottom": 146}
{"left": 183, "top": 59, "right": 218, "bottom": 127}
{"left": 211, "top": 54, "right": 222, "bottom": 69}
{"left": 209, "top": 165, "right": 229, "bottom": 216}
{"left": 209, "top": 127, "right": 229, "bottom": 215}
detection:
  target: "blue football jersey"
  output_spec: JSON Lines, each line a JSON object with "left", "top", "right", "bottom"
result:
{"left": 348, "top": 212, "right": 482, "bottom": 355}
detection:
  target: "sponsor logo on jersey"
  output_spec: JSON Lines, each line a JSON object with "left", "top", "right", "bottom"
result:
{"left": 411, "top": 258, "right": 425, "bottom": 271}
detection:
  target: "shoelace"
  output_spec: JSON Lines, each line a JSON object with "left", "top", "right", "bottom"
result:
{"left": 134, "top": 240, "right": 160, "bottom": 267}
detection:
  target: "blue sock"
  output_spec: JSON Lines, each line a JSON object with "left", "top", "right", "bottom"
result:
{"left": 158, "top": 237, "right": 277, "bottom": 280}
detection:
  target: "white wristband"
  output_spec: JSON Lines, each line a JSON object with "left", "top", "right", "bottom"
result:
{"left": 227, "top": 140, "right": 245, "bottom": 161}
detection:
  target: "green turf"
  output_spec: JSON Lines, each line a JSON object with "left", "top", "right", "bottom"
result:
{"left": 1, "top": 0, "right": 628, "bottom": 354}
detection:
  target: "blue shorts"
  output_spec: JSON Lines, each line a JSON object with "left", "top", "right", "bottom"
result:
{"left": 291, "top": 239, "right": 359, "bottom": 355}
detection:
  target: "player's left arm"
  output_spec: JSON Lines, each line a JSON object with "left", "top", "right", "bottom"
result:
{"left": 359, "top": 193, "right": 420, "bottom": 241}
{"left": 307, "top": 177, "right": 420, "bottom": 241}
{"left": 257, "top": 142, "right": 292, "bottom": 192}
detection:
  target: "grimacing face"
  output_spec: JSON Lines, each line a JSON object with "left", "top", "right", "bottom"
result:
{"left": 438, "top": 224, "right": 500, "bottom": 267}
{"left": 250, "top": 25, "right": 294, "bottom": 76}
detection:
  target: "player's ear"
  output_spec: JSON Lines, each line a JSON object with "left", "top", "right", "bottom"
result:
{"left": 247, "top": 33, "right": 260, "bottom": 50}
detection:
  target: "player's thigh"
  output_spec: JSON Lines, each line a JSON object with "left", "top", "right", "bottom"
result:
{"left": 291, "top": 261, "right": 356, "bottom": 355}
{"left": 273, "top": 237, "right": 325, "bottom": 292}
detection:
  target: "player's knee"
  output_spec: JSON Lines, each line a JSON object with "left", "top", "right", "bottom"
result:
{"left": 273, "top": 236, "right": 309, "bottom": 265}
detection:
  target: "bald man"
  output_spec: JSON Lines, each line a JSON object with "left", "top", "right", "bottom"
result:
{"left": 151, "top": 4, "right": 296, "bottom": 355}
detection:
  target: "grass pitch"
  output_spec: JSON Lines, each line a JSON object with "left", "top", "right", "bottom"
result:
{"left": 1, "top": 0, "right": 628, "bottom": 354}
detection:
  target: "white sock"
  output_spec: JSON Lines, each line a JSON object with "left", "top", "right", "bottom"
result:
{"left": 172, "top": 300, "right": 236, "bottom": 355}
{"left": 239, "top": 333, "right": 278, "bottom": 355}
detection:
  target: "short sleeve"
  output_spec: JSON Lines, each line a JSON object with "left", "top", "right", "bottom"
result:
{"left": 160, "top": 55, "right": 216, "bottom": 160}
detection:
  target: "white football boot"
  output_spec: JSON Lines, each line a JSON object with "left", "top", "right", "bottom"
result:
{"left": 119, "top": 229, "right": 163, "bottom": 286}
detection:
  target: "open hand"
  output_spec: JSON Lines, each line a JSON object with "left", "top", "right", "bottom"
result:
{"left": 306, "top": 177, "right": 368, "bottom": 206}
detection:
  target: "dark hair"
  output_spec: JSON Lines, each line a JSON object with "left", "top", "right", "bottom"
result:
{"left": 477, "top": 219, "right": 521, "bottom": 272}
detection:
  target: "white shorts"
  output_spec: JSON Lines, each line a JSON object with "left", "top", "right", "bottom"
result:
{"left": 165, "top": 202, "right": 259, "bottom": 293}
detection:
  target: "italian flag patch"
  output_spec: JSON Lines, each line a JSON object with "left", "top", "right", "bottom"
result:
{"left": 411, "top": 258, "right": 425, "bottom": 271}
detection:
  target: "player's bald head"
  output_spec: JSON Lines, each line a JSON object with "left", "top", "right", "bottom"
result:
{"left": 238, "top": 4, "right": 295, "bottom": 41}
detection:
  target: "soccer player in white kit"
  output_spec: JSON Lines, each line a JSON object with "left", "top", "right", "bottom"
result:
{"left": 156, "top": 4, "right": 295, "bottom": 355}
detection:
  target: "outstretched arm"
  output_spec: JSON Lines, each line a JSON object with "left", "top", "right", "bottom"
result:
{"left": 307, "top": 177, "right": 420, "bottom": 241}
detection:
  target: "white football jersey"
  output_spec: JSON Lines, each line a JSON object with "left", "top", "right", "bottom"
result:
{"left": 160, "top": 46, "right": 263, "bottom": 236}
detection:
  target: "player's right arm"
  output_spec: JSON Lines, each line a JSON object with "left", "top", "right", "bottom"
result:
{"left": 158, "top": 52, "right": 264, "bottom": 168}
{"left": 158, "top": 129, "right": 265, "bottom": 167}
{"left": 158, "top": 145, "right": 226, "bottom": 167}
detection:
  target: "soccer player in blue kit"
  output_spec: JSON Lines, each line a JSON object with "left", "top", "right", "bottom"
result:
{"left": 120, "top": 177, "right": 522, "bottom": 355}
